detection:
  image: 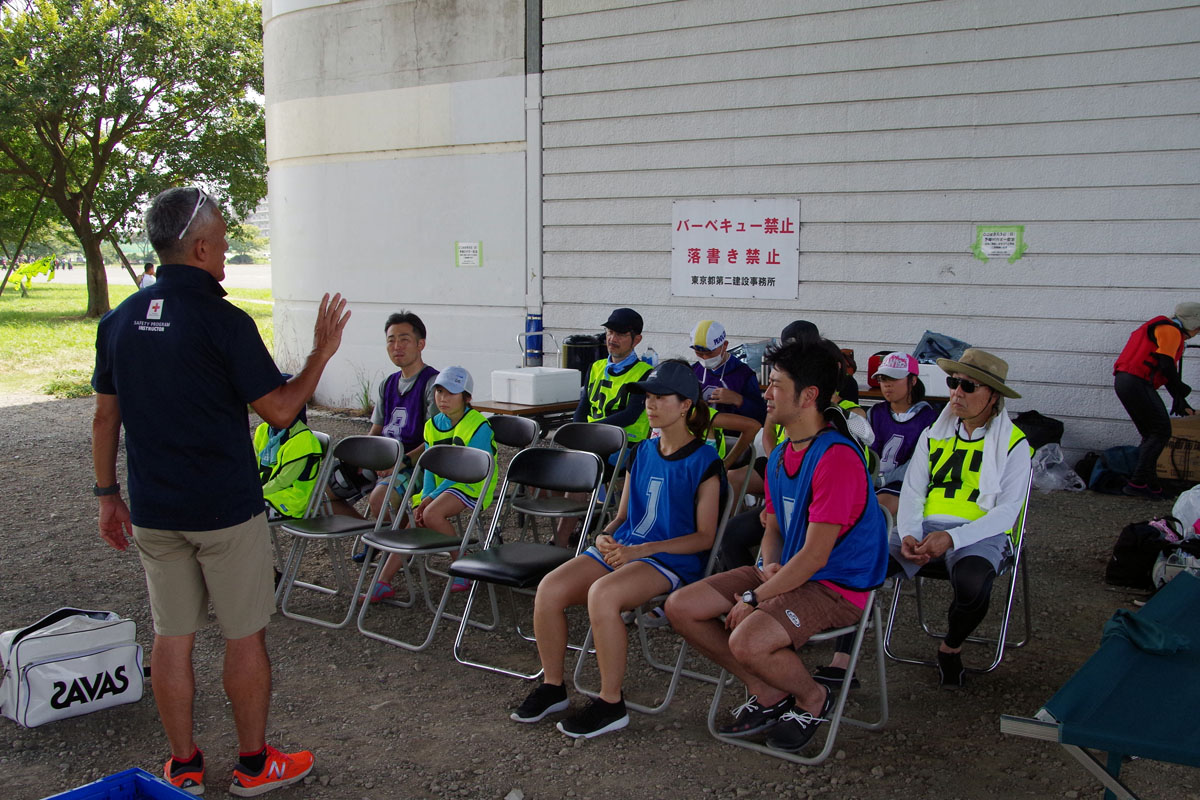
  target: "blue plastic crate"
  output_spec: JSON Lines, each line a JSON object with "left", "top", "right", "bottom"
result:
{"left": 43, "top": 767, "right": 194, "bottom": 799}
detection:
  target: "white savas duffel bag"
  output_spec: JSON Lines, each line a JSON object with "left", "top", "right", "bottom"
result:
{"left": 0, "top": 608, "right": 143, "bottom": 728}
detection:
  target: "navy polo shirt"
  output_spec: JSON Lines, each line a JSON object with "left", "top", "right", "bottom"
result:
{"left": 92, "top": 264, "right": 285, "bottom": 531}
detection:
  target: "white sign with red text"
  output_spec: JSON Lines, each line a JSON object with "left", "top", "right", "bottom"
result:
{"left": 671, "top": 198, "right": 800, "bottom": 300}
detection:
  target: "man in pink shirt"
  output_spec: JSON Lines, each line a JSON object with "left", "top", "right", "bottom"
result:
{"left": 667, "top": 337, "right": 888, "bottom": 754}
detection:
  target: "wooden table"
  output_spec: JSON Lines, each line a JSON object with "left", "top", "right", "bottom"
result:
{"left": 472, "top": 399, "right": 579, "bottom": 434}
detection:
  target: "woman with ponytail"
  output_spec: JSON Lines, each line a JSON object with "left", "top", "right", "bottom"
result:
{"left": 509, "top": 360, "right": 726, "bottom": 739}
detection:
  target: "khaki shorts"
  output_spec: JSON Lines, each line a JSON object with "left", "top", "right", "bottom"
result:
{"left": 702, "top": 566, "right": 862, "bottom": 649}
{"left": 132, "top": 513, "right": 275, "bottom": 639}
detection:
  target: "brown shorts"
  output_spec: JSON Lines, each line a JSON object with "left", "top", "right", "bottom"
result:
{"left": 132, "top": 513, "right": 275, "bottom": 639}
{"left": 702, "top": 566, "right": 862, "bottom": 649}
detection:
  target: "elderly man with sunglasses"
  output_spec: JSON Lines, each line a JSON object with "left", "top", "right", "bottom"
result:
{"left": 92, "top": 187, "right": 350, "bottom": 796}
{"left": 885, "top": 348, "right": 1032, "bottom": 687}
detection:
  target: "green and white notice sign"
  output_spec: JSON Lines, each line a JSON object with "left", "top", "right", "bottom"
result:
{"left": 973, "top": 225, "right": 1028, "bottom": 264}
{"left": 455, "top": 241, "right": 482, "bottom": 267}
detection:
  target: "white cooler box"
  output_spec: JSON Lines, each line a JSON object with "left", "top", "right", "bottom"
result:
{"left": 918, "top": 362, "right": 950, "bottom": 397}
{"left": 491, "top": 367, "right": 581, "bottom": 405}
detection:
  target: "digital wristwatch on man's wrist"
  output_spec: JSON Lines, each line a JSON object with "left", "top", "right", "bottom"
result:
{"left": 740, "top": 589, "right": 759, "bottom": 608}
{"left": 93, "top": 483, "right": 121, "bottom": 497}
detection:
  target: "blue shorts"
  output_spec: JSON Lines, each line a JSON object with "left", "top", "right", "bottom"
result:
{"left": 582, "top": 545, "right": 682, "bottom": 591}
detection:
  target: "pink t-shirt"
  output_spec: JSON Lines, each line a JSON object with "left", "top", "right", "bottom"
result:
{"left": 765, "top": 439, "right": 871, "bottom": 609}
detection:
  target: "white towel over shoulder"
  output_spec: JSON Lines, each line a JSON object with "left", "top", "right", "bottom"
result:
{"left": 926, "top": 404, "right": 1015, "bottom": 512}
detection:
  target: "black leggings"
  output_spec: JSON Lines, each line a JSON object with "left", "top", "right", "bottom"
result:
{"left": 836, "top": 555, "right": 996, "bottom": 652}
{"left": 942, "top": 555, "right": 998, "bottom": 649}
{"left": 1114, "top": 371, "right": 1171, "bottom": 484}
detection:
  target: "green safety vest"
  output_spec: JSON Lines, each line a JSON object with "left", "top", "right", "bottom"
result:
{"left": 925, "top": 423, "right": 1029, "bottom": 544}
{"left": 415, "top": 407, "right": 497, "bottom": 509}
{"left": 587, "top": 359, "right": 652, "bottom": 443}
{"left": 706, "top": 426, "right": 728, "bottom": 460}
{"left": 253, "top": 420, "right": 324, "bottom": 518}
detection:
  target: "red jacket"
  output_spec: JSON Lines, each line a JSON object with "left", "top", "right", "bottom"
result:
{"left": 1114, "top": 316, "right": 1184, "bottom": 388}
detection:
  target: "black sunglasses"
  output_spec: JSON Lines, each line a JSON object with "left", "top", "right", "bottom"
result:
{"left": 945, "top": 376, "right": 984, "bottom": 394}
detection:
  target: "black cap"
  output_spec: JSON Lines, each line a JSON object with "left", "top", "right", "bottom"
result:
{"left": 780, "top": 319, "right": 820, "bottom": 345}
{"left": 630, "top": 360, "right": 700, "bottom": 403}
{"left": 602, "top": 307, "right": 643, "bottom": 335}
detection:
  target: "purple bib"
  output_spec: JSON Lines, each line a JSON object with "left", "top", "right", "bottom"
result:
{"left": 381, "top": 365, "right": 438, "bottom": 452}
{"left": 868, "top": 401, "right": 939, "bottom": 483}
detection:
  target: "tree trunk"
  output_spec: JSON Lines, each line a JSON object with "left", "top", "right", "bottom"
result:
{"left": 107, "top": 235, "right": 141, "bottom": 286}
{"left": 0, "top": 261, "right": 16, "bottom": 297}
{"left": 82, "top": 234, "right": 110, "bottom": 318}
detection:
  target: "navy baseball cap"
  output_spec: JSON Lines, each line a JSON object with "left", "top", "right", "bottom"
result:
{"left": 630, "top": 360, "right": 700, "bottom": 403}
{"left": 602, "top": 307, "right": 643, "bottom": 335}
{"left": 780, "top": 319, "right": 820, "bottom": 345}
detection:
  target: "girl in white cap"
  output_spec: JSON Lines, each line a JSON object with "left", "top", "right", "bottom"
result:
{"left": 866, "top": 352, "right": 939, "bottom": 518}
{"left": 365, "top": 366, "right": 496, "bottom": 601}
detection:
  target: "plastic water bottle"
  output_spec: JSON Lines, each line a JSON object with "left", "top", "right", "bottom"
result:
{"left": 643, "top": 347, "right": 659, "bottom": 367}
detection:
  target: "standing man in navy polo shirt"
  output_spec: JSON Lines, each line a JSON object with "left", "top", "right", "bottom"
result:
{"left": 92, "top": 187, "right": 350, "bottom": 797}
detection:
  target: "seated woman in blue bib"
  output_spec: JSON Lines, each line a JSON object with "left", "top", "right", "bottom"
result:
{"left": 510, "top": 360, "right": 725, "bottom": 740}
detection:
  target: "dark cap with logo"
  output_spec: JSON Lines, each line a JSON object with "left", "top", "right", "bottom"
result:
{"left": 630, "top": 360, "right": 700, "bottom": 403}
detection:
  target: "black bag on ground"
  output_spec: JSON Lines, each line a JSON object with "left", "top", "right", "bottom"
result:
{"left": 1105, "top": 517, "right": 1183, "bottom": 590}
{"left": 1089, "top": 445, "right": 1139, "bottom": 494}
{"left": 1074, "top": 451, "right": 1100, "bottom": 485}
{"left": 1013, "top": 410, "right": 1065, "bottom": 451}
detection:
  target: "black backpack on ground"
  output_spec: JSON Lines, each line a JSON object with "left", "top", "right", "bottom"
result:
{"left": 1012, "top": 410, "right": 1065, "bottom": 451}
{"left": 1105, "top": 517, "right": 1200, "bottom": 590}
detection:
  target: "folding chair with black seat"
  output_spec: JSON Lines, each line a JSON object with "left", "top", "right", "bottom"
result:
{"left": 269, "top": 430, "right": 331, "bottom": 604}
{"left": 883, "top": 469, "right": 1033, "bottom": 673}
{"left": 354, "top": 444, "right": 495, "bottom": 652}
{"left": 571, "top": 447, "right": 756, "bottom": 714}
{"left": 707, "top": 589, "right": 889, "bottom": 765}
{"left": 276, "top": 435, "right": 405, "bottom": 628}
{"left": 507, "top": 422, "right": 626, "bottom": 542}
{"left": 488, "top": 415, "right": 541, "bottom": 451}
{"left": 449, "top": 447, "right": 604, "bottom": 678}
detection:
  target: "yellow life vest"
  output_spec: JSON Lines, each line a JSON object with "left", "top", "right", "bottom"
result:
{"left": 925, "top": 423, "right": 1029, "bottom": 543}
{"left": 253, "top": 420, "right": 324, "bottom": 518}
{"left": 414, "top": 408, "right": 497, "bottom": 509}
{"left": 587, "top": 358, "right": 652, "bottom": 443}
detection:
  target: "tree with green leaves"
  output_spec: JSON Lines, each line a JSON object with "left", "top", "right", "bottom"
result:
{"left": 228, "top": 221, "right": 267, "bottom": 259}
{"left": 0, "top": 0, "right": 266, "bottom": 317}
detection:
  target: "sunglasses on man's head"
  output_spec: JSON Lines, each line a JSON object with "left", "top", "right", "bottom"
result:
{"left": 946, "top": 376, "right": 984, "bottom": 394}
{"left": 177, "top": 188, "right": 209, "bottom": 240}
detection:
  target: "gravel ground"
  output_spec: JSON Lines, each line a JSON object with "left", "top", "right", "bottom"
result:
{"left": 0, "top": 393, "right": 1195, "bottom": 800}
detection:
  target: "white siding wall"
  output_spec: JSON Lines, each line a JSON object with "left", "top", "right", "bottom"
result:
{"left": 540, "top": 0, "right": 1200, "bottom": 458}
{"left": 263, "top": 0, "right": 530, "bottom": 405}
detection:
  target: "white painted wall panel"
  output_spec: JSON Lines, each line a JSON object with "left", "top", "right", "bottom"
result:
{"left": 545, "top": 187, "right": 1200, "bottom": 226}
{"left": 545, "top": 4, "right": 1194, "bottom": 71}
{"left": 543, "top": 46, "right": 1199, "bottom": 120}
{"left": 265, "top": 0, "right": 530, "bottom": 406}
{"left": 545, "top": 81, "right": 1200, "bottom": 148}
{"left": 541, "top": 0, "right": 1200, "bottom": 460}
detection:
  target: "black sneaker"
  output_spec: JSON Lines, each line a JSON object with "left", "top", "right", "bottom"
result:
{"left": 765, "top": 686, "right": 833, "bottom": 753}
{"left": 812, "top": 665, "right": 861, "bottom": 690}
{"left": 717, "top": 694, "right": 794, "bottom": 738}
{"left": 937, "top": 649, "right": 965, "bottom": 688}
{"left": 556, "top": 697, "right": 628, "bottom": 739}
{"left": 1122, "top": 481, "right": 1163, "bottom": 500}
{"left": 510, "top": 683, "right": 569, "bottom": 723}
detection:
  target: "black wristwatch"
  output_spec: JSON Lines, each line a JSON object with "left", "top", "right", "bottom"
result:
{"left": 93, "top": 483, "right": 121, "bottom": 497}
{"left": 740, "top": 589, "right": 759, "bottom": 608}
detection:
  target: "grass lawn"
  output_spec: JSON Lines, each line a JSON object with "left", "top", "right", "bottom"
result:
{"left": 0, "top": 280, "right": 273, "bottom": 397}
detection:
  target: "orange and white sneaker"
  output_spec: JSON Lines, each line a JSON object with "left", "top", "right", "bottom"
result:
{"left": 228, "top": 745, "right": 314, "bottom": 797}
{"left": 163, "top": 750, "right": 205, "bottom": 796}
